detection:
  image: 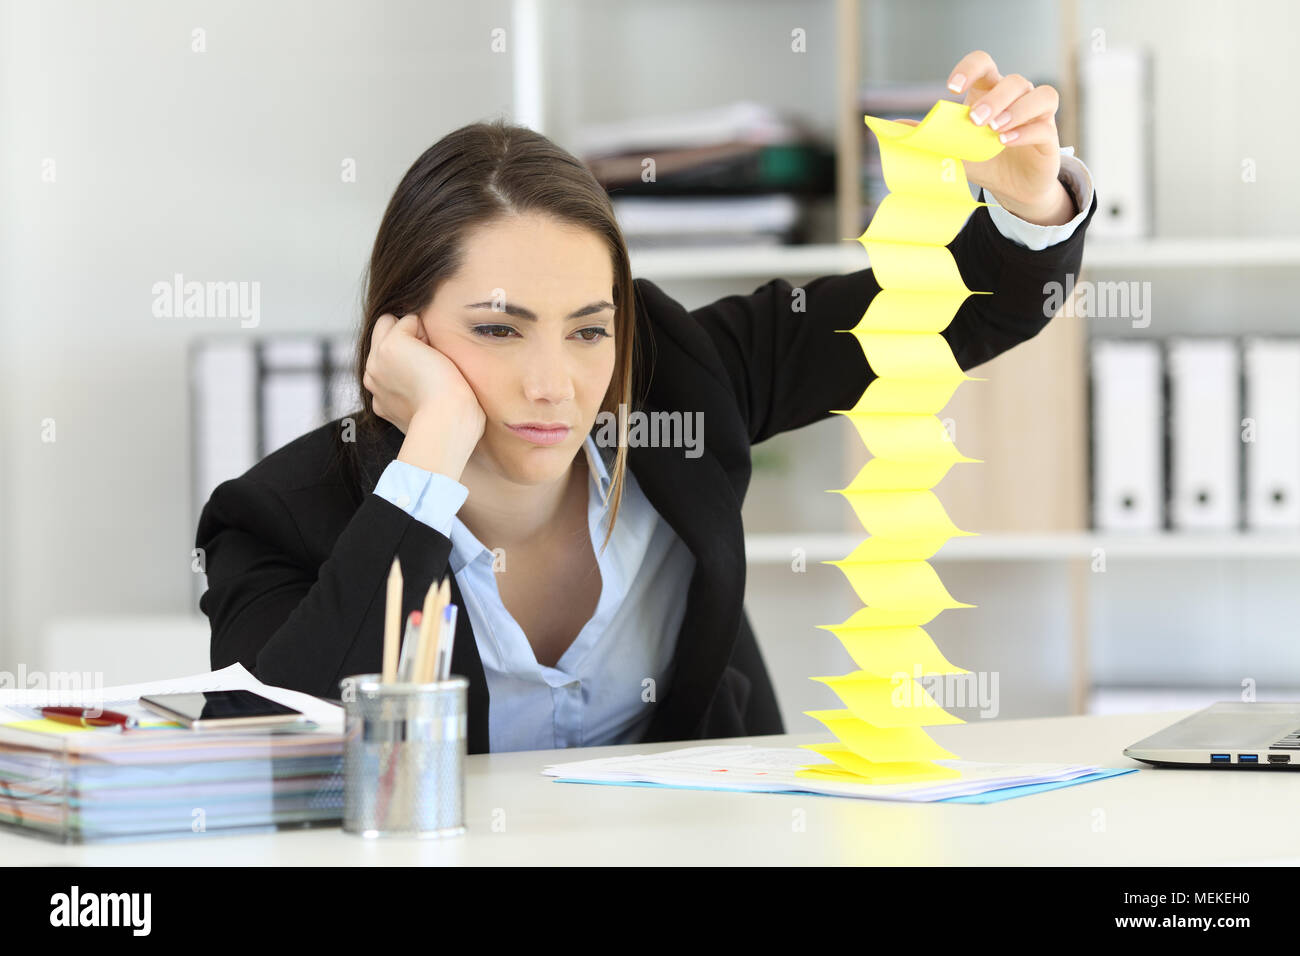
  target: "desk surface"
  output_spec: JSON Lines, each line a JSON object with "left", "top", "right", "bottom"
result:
{"left": 4, "top": 708, "right": 1298, "bottom": 865}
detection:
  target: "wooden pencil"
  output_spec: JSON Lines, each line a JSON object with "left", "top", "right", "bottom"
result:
{"left": 413, "top": 574, "right": 441, "bottom": 684}
{"left": 419, "top": 577, "right": 451, "bottom": 683}
{"left": 382, "top": 557, "right": 402, "bottom": 683}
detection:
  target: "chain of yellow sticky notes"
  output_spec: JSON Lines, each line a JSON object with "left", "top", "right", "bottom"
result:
{"left": 796, "top": 100, "right": 1005, "bottom": 786}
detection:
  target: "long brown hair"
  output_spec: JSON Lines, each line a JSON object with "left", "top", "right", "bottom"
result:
{"left": 340, "top": 118, "right": 639, "bottom": 553}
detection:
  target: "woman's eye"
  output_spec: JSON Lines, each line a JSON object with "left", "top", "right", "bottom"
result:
{"left": 471, "top": 325, "right": 610, "bottom": 342}
{"left": 471, "top": 325, "right": 517, "bottom": 339}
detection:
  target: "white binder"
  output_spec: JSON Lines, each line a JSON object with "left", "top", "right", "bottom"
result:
{"left": 190, "top": 338, "right": 259, "bottom": 605}
{"left": 1080, "top": 46, "right": 1152, "bottom": 239}
{"left": 1167, "top": 338, "right": 1240, "bottom": 530}
{"left": 261, "top": 338, "right": 328, "bottom": 456}
{"left": 1242, "top": 337, "right": 1300, "bottom": 529}
{"left": 1091, "top": 339, "right": 1163, "bottom": 530}
{"left": 191, "top": 338, "right": 258, "bottom": 518}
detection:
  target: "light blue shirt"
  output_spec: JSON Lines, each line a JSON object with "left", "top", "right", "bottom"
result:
{"left": 373, "top": 435, "right": 696, "bottom": 752}
{"left": 371, "top": 148, "right": 1094, "bottom": 752}
{"left": 984, "top": 148, "right": 1093, "bottom": 250}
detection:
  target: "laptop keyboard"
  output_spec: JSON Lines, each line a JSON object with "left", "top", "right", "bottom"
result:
{"left": 1271, "top": 730, "right": 1300, "bottom": 749}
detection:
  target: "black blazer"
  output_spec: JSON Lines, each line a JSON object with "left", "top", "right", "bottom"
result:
{"left": 197, "top": 188, "right": 1098, "bottom": 754}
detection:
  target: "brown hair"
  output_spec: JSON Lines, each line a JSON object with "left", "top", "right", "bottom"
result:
{"left": 340, "top": 118, "right": 639, "bottom": 553}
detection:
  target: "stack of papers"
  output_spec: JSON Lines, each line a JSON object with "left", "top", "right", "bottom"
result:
{"left": 573, "top": 100, "right": 825, "bottom": 248}
{"left": 543, "top": 746, "right": 1135, "bottom": 803}
{"left": 572, "top": 100, "right": 807, "bottom": 157}
{"left": 0, "top": 664, "right": 345, "bottom": 843}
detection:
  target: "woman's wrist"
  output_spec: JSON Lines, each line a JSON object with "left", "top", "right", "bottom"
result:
{"left": 986, "top": 178, "right": 1075, "bottom": 227}
{"left": 398, "top": 409, "right": 474, "bottom": 482}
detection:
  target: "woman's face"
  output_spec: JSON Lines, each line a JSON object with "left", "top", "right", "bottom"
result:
{"left": 420, "top": 212, "right": 617, "bottom": 488}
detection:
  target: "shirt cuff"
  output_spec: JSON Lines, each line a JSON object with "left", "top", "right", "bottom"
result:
{"left": 372, "top": 458, "right": 469, "bottom": 538}
{"left": 980, "top": 146, "right": 1095, "bottom": 251}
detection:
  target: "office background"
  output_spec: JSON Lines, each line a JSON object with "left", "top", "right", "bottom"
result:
{"left": 2, "top": 0, "right": 1298, "bottom": 731}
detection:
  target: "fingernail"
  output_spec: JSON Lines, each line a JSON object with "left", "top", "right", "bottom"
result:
{"left": 998, "top": 130, "right": 1019, "bottom": 144}
{"left": 989, "top": 111, "right": 1011, "bottom": 131}
{"left": 948, "top": 73, "right": 966, "bottom": 93}
{"left": 970, "top": 104, "right": 991, "bottom": 125}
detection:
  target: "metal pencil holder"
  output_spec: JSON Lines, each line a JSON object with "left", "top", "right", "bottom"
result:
{"left": 340, "top": 674, "right": 468, "bottom": 838}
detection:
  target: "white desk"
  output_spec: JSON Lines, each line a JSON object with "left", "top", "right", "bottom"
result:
{"left": 3, "top": 708, "right": 1298, "bottom": 865}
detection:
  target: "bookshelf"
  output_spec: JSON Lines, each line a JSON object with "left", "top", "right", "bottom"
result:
{"left": 520, "top": 0, "right": 1300, "bottom": 719}
{"left": 629, "top": 236, "right": 1300, "bottom": 281}
{"left": 745, "top": 532, "right": 1300, "bottom": 563}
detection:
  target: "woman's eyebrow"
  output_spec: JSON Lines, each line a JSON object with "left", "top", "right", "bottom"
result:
{"left": 462, "top": 299, "right": 614, "bottom": 321}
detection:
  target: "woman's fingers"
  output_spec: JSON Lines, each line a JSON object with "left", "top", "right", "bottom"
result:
{"left": 990, "top": 117, "right": 1058, "bottom": 148}
{"left": 968, "top": 73, "right": 1035, "bottom": 128}
{"left": 370, "top": 313, "right": 397, "bottom": 352}
{"left": 947, "top": 50, "right": 1000, "bottom": 98}
{"left": 983, "top": 84, "right": 1059, "bottom": 137}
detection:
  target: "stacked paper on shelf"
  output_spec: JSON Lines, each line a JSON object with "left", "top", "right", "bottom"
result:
{"left": 542, "top": 745, "right": 1134, "bottom": 803}
{"left": 0, "top": 663, "right": 344, "bottom": 843}
{"left": 609, "top": 195, "right": 801, "bottom": 248}
{"left": 573, "top": 100, "right": 809, "bottom": 157}
{"left": 575, "top": 100, "right": 833, "bottom": 247}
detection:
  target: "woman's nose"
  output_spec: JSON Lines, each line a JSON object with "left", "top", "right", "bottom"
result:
{"left": 521, "top": 344, "right": 575, "bottom": 404}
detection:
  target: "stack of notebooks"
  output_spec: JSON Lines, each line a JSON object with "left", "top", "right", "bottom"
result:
{"left": 0, "top": 664, "right": 344, "bottom": 843}
{"left": 575, "top": 100, "right": 835, "bottom": 248}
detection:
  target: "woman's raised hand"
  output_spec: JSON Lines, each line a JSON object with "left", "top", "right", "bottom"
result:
{"left": 364, "top": 312, "right": 486, "bottom": 479}
{"left": 945, "top": 49, "right": 1071, "bottom": 223}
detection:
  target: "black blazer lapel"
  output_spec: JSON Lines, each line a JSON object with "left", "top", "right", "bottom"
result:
{"left": 627, "top": 437, "right": 746, "bottom": 744}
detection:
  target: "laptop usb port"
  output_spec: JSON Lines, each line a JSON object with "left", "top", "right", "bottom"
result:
{"left": 1210, "top": 754, "right": 1231, "bottom": 763}
{"left": 1268, "top": 754, "right": 1291, "bottom": 765}
{"left": 1238, "top": 754, "right": 1258, "bottom": 763}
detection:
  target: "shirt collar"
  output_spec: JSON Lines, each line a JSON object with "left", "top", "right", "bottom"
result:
{"left": 583, "top": 432, "right": 613, "bottom": 508}
{"left": 447, "top": 432, "right": 613, "bottom": 574}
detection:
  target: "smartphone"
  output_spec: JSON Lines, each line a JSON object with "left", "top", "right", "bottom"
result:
{"left": 138, "top": 689, "right": 304, "bottom": 730}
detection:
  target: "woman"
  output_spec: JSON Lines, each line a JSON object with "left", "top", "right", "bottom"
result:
{"left": 197, "top": 51, "right": 1097, "bottom": 754}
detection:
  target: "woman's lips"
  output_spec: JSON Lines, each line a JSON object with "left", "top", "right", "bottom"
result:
{"left": 507, "top": 423, "right": 571, "bottom": 446}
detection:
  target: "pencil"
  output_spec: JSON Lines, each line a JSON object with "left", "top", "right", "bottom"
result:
{"left": 412, "top": 574, "right": 442, "bottom": 685}
{"left": 419, "top": 577, "right": 451, "bottom": 683}
{"left": 382, "top": 557, "right": 402, "bottom": 683}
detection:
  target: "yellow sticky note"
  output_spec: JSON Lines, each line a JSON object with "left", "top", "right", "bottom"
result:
{"left": 810, "top": 673, "right": 966, "bottom": 727}
{"left": 827, "top": 554, "right": 970, "bottom": 613}
{"left": 795, "top": 762, "right": 960, "bottom": 785}
{"left": 801, "top": 718, "right": 957, "bottom": 762}
{"left": 814, "top": 622, "right": 969, "bottom": 680}
{"left": 807, "top": 98, "right": 1002, "bottom": 781}
{"left": 838, "top": 457, "right": 962, "bottom": 496}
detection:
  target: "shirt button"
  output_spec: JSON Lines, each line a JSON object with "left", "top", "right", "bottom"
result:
{"left": 395, "top": 493, "right": 411, "bottom": 509}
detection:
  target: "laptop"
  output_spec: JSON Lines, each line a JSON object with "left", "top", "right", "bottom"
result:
{"left": 1124, "top": 701, "right": 1300, "bottom": 768}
